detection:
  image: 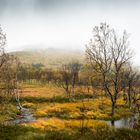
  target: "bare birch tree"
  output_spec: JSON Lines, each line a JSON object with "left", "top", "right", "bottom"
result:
{"left": 68, "top": 61, "right": 81, "bottom": 93}
{"left": 86, "top": 23, "right": 133, "bottom": 116}
{"left": 56, "top": 64, "right": 72, "bottom": 96}
{"left": 0, "top": 25, "right": 22, "bottom": 107}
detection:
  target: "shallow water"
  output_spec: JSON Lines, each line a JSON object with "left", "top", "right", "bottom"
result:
{"left": 105, "top": 113, "right": 140, "bottom": 128}
{"left": 9, "top": 106, "right": 140, "bottom": 129}
{"left": 8, "top": 107, "right": 36, "bottom": 124}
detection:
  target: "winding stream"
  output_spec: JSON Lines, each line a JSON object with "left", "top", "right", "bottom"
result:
{"left": 8, "top": 107, "right": 36, "bottom": 124}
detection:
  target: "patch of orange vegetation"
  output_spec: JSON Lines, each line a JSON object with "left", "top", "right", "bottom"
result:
{"left": 22, "top": 117, "right": 108, "bottom": 130}
{"left": 20, "top": 86, "right": 64, "bottom": 98}
{"left": 33, "top": 98, "right": 112, "bottom": 119}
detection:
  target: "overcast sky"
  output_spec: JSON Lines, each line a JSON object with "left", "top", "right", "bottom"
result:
{"left": 0, "top": 0, "right": 140, "bottom": 65}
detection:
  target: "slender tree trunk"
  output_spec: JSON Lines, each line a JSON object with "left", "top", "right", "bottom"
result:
{"left": 15, "top": 89, "right": 22, "bottom": 110}
{"left": 111, "top": 102, "right": 115, "bottom": 116}
{"left": 128, "top": 94, "right": 132, "bottom": 109}
{"left": 111, "top": 120, "right": 115, "bottom": 127}
{"left": 72, "top": 85, "right": 75, "bottom": 94}
{"left": 128, "top": 86, "right": 132, "bottom": 109}
{"left": 87, "top": 85, "right": 90, "bottom": 93}
{"left": 65, "top": 86, "right": 71, "bottom": 98}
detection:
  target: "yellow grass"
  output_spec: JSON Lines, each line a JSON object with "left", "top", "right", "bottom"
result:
{"left": 32, "top": 98, "right": 116, "bottom": 119}
{"left": 20, "top": 85, "right": 133, "bottom": 120}
{"left": 23, "top": 117, "right": 108, "bottom": 130}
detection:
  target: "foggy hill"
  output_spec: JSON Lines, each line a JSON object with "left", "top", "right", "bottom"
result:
{"left": 11, "top": 48, "right": 85, "bottom": 68}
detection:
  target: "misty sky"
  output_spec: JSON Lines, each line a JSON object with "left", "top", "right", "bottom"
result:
{"left": 0, "top": 0, "right": 140, "bottom": 65}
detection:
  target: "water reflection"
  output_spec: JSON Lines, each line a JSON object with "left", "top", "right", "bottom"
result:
{"left": 106, "top": 113, "right": 140, "bottom": 128}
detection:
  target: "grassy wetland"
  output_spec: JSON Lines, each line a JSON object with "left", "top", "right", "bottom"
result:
{"left": 0, "top": 78, "right": 140, "bottom": 140}
{"left": 0, "top": 5, "right": 140, "bottom": 139}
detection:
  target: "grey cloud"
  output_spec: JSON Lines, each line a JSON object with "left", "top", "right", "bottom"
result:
{"left": 0, "top": 0, "right": 139, "bottom": 21}
{"left": 0, "top": 0, "right": 139, "bottom": 13}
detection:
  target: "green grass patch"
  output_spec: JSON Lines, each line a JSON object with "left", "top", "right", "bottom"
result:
{"left": 0, "top": 124, "right": 140, "bottom": 140}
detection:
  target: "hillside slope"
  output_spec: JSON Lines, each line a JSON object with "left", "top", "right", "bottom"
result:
{"left": 11, "top": 48, "right": 85, "bottom": 68}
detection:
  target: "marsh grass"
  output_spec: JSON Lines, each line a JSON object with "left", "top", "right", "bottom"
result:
{"left": 0, "top": 123, "right": 140, "bottom": 140}
{"left": 0, "top": 102, "right": 20, "bottom": 123}
{"left": 0, "top": 84, "right": 138, "bottom": 140}
{"left": 0, "top": 124, "right": 45, "bottom": 140}
{"left": 29, "top": 97, "right": 133, "bottom": 120}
